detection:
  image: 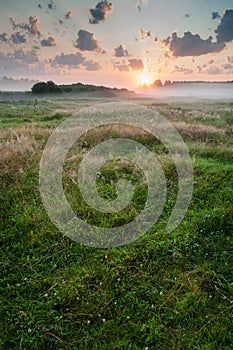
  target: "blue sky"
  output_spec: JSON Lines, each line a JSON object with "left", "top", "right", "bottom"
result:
{"left": 0, "top": 0, "right": 233, "bottom": 88}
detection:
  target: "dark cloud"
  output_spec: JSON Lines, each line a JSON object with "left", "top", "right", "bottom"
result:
{"left": 83, "top": 60, "right": 101, "bottom": 71}
{"left": 89, "top": 1, "right": 112, "bottom": 24}
{"left": 54, "top": 52, "right": 85, "bottom": 66}
{"left": 48, "top": 0, "right": 56, "bottom": 11}
{"left": 163, "top": 31, "right": 225, "bottom": 57}
{"left": 8, "top": 16, "right": 41, "bottom": 38}
{"left": 11, "top": 32, "right": 27, "bottom": 44}
{"left": 136, "top": 0, "right": 147, "bottom": 12}
{"left": 41, "top": 36, "right": 56, "bottom": 47}
{"left": 114, "top": 45, "right": 129, "bottom": 57}
{"left": 0, "top": 33, "right": 8, "bottom": 43}
{"left": 128, "top": 58, "right": 144, "bottom": 70}
{"left": 215, "top": 9, "right": 233, "bottom": 43}
{"left": 65, "top": 11, "right": 72, "bottom": 20}
{"left": 212, "top": 11, "right": 221, "bottom": 20}
{"left": 75, "top": 30, "right": 100, "bottom": 51}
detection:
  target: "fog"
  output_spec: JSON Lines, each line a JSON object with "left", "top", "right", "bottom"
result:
{"left": 0, "top": 77, "right": 38, "bottom": 92}
{"left": 138, "top": 83, "right": 233, "bottom": 100}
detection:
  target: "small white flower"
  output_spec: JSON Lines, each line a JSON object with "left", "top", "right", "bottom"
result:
{"left": 102, "top": 319, "right": 106, "bottom": 322}
{"left": 44, "top": 293, "right": 48, "bottom": 297}
{"left": 117, "top": 278, "right": 121, "bottom": 282}
{"left": 160, "top": 291, "right": 163, "bottom": 295}
{"left": 87, "top": 320, "right": 90, "bottom": 324}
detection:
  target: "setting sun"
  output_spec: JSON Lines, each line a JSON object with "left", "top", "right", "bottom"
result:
{"left": 137, "top": 70, "right": 154, "bottom": 87}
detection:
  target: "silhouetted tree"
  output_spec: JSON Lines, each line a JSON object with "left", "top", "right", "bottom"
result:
{"left": 32, "top": 81, "right": 62, "bottom": 94}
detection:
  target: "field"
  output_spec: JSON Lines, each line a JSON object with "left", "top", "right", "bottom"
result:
{"left": 0, "top": 95, "right": 233, "bottom": 349}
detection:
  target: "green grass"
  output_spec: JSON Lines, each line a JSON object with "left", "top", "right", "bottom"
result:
{"left": 0, "top": 97, "right": 232, "bottom": 349}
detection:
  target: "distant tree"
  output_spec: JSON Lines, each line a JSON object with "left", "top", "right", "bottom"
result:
{"left": 31, "top": 81, "right": 62, "bottom": 94}
{"left": 152, "top": 79, "right": 163, "bottom": 87}
{"left": 32, "top": 82, "right": 48, "bottom": 93}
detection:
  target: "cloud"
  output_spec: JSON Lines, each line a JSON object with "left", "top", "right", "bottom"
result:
{"left": 8, "top": 16, "right": 41, "bottom": 38}
{"left": 83, "top": 60, "right": 101, "bottom": 71}
{"left": 0, "top": 33, "right": 8, "bottom": 43}
{"left": 115, "top": 64, "right": 129, "bottom": 72}
{"left": 41, "top": 36, "right": 56, "bottom": 47}
{"left": 223, "top": 63, "right": 233, "bottom": 70}
{"left": 53, "top": 52, "right": 85, "bottom": 66}
{"left": 48, "top": 0, "right": 56, "bottom": 10}
{"left": 173, "top": 65, "right": 194, "bottom": 75}
{"left": 140, "top": 29, "right": 152, "bottom": 39}
{"left": 206, "top": 66, "right": 222, "bottom": 75}
{"left": 89, "top": 1, "right": 113, "bottom": 24}
{"left": 128, "top": 58, "right": 144, "bottom": 70}
{"left": 51, "top": 52, "right": 102, "bottom": 71}
{"left": 65, "top": 11, "right": 72, "bottom": 20}
{"left": 212, "top": 11, "right": 221, "bottom": 20}
{"left": 75, "top": 30, "right": 100, "bottom": 51}
{"left": 163, "top": 31, "right": 225, "bottom": 57}
{"left": 114, "top": 45, "right": 129, "bottom": 57}
{"left": 0, "top": 51, "right": 41, "bottom": 76}
{"left": 215, "top": 9, "right": 233, "bottom": 43}
{"left": 13, "top": 48, "right": 39, "bottom": 63}
{"left": 11, "top": 32, "right": 27, "bottom": 44}
{"left": 136, "top": 0, "right": 147, "bottom": 12}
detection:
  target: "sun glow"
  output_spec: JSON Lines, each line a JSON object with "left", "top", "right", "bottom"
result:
{"left": 137, "top": 70, "right": 154, "bottom": 87}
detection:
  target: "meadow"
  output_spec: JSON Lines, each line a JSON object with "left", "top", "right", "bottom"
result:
{"left": 0, "top": 95, "right": 232, "bottom": 349}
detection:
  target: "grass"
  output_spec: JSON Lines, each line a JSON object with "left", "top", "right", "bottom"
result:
{"left": 0, "top": 97, "right": 232, "bottom": 349}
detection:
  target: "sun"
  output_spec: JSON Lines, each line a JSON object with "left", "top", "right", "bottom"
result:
{"left": 137, "top": 70, "right": 154, "bottom": 87}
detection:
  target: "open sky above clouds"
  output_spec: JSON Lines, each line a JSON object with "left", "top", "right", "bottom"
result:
{"left": 0, "top": 0, "right": 233, "bottom": 88}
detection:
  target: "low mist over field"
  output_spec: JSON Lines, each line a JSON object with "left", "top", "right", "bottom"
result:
{"left": 137, "top": 82, "right": 233, "bottom": 100}
{"left": 0, "top": 76, "right": 38, "bottom": 91}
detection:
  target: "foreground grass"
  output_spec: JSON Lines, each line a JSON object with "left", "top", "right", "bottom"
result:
{"left": 0, "top": 98, "right": 233, "bottom": 349}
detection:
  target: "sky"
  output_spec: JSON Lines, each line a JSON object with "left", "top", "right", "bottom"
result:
{"left": 0, "top": 0, "right": 233, "bottom": 89}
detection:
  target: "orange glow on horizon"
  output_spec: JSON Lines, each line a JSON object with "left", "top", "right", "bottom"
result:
{"left": 137, "top": 69, "right": 155, "bottom": 87}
